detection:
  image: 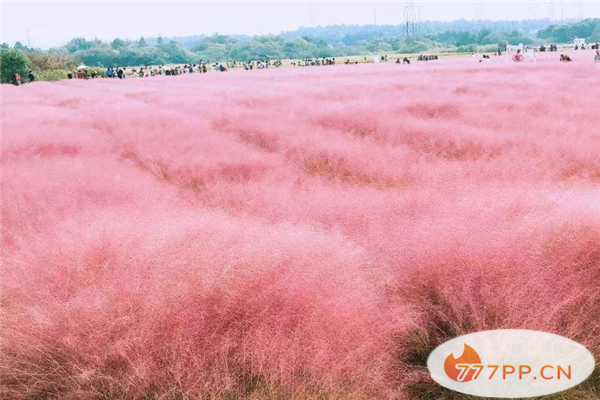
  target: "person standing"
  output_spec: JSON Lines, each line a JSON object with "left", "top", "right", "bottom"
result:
{"left": 513, "top": 50, "right": 524, "bottom": 62}
{"left": 27, "top": 70, "right": 35, "bottom": 82}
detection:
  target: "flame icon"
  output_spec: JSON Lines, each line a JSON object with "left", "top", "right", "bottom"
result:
{"left": 444, "top": 344, "right": 482, "bottom": 382}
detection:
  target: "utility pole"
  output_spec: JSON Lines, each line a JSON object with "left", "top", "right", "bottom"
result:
{"left": 27, "top": 29, "right": 31, "bottom": 48}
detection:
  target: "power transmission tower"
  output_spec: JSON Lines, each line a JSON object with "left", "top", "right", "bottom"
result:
{"left": 373, "top": 2, "right": 378, "bottom": 25}
{"left": 547, "top": 0, "right": 567, "bottom": 21}
{"left": 474, "top": 2, "right": 482, "bottom": 21}
{"left": 417, "top": 4, "right": 422, "bottom": 36}
{"left": 307, "top": 2, "right": 315, "bottom": 27}
{"left": 548, "top": 0, "right": 555, "bottom": 20}
{"left": 577, "top": 1, "right": 584, "bottom": 20}
{"left": 403, "top": 0, "right": 417, "bottom": 37}
{"left": 474, "top": 1, "right": 488, "bottom": 28}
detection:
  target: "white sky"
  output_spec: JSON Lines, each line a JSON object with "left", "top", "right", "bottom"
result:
{"left": 2, "top": 1, "right": 599, "bottom": 49}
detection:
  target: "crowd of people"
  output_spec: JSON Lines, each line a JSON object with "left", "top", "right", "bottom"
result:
{"left": 64, "top": 58, "right": 344, "bottom": 81}
{"left": 417, "top": 54, "right": 440, "bottom": 61}
{"left": 510, "top": 47, "right": 600, "bottom": 63}
{"left": 539, "top": 44, "right": 559, "bottom": 52}
{"left": 221, "top": 59, "right": 282, "bottom": 69}
{"left": 9, "top": 45, "right": 600, "bottom": 86}
{"left": 574, "top": 43, "right": 600, "bottom": 50}
{"left": 67, "top": 63, "right": 220, "bottom": 80}
{"left": 290, "top": 58, "right": 338, "bottom": 66}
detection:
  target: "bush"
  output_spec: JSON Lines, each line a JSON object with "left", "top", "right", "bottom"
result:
{"left": 456, "top": 44, "right": 477, "bottom": 53}
{"left": 84, "top": 67, "right": 107, "bottom": 77}
{"left": 478, "top": 44, "right": 500, "bottom": 53}
{"left": 34, "top": 67, "right": 108, "bottom": 82}
{"left": 34, "top": 70, "right": 69, "bottom": 81}
{"left": 0, "top": 49, "right": 28, "bottom": 83}
{"left": 24, "top": 52, "right": 77, "bottom": 71}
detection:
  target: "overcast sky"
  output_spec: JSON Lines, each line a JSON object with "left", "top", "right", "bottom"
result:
{"left": 2, "top": 1, "right": 599, "bottom": 49}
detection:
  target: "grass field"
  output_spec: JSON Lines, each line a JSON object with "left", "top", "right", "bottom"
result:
{"left": 2, "top": 54, "right": 600, "bottom": 399}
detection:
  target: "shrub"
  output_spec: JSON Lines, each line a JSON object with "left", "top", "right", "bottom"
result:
{"left": 0, "top": 49, "right": 28, "bottom": 83}
{"left": 24, "top": 52, "right": 78, "bottom": 71}
{"left": 34, "top": 69, "right": 69, "bottom": 81}
{"left": 456, "top": 44, "right": 477, "bottom": 53}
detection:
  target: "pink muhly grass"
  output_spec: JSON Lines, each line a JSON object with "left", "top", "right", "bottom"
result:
{"left": 1, "top": 55, "right": 599, "bottom": 399}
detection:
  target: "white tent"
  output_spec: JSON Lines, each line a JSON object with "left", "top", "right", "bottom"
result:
{"left": 77, "top": 65, "right": 87, "bottom": 69}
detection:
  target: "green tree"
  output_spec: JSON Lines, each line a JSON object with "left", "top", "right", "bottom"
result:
{"left": 587, "top": 23, "right": 600, "bottom": 42}
{"left": 13, "top": 42, "right": 26, "bottom": 51}
{"left": 1, "top": 43, "right": 9, "bottom": 49}
{"left": 66, "top": 37, "right": 95, "bottom": 53}
{"left": 138, "top": 37, "right": 148, "bottom": 47}
{"left": 111, "top": 38, "right": 128, "bottom": 49}
{"left": 0, "top": 49, "right": 29, "bottom": 83}
{"left": 536, "top": 19, "right": 600, "bottom": 43}
{"left": 157, "top": 35, "right": 164, "bottom": 45}
{"left": 477, "top": 29, "right": 492, "bottom": 43}
{"left": 455, "top": 32, "right": 478, "bottom": 46}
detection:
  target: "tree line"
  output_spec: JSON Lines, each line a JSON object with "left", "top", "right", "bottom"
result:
{"left": 1, "top": 18, "right": 599, "bottom": 82}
